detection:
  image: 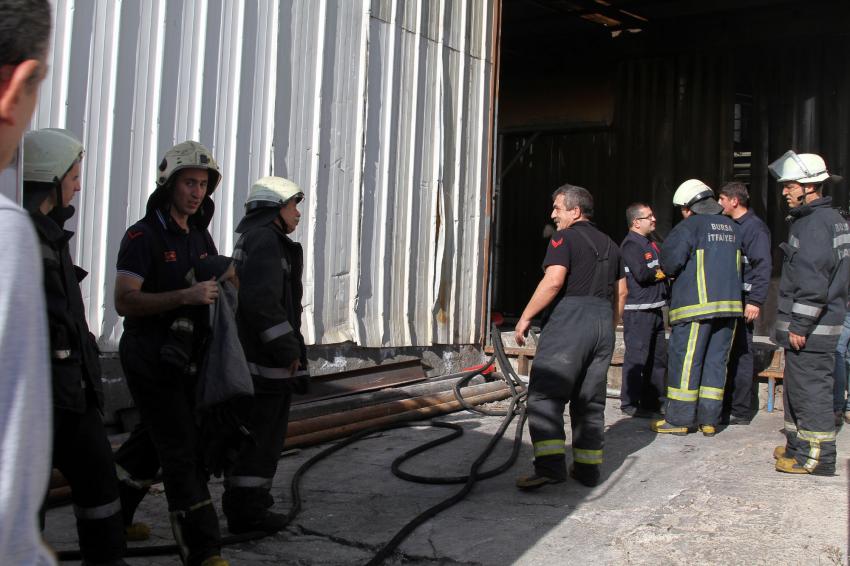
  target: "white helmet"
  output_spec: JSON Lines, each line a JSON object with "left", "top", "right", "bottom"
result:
{"left": 156, "top": 140, "right": 221, "bottom": 191}
{"left": 245, "top": 176, "right": 304, "bottom": 211}
{"left": 673, "top": 179, "right": 714, "bottom": 208}
{"left": 23, "top": 128, "right": 84, "bottom": 184}
{"left": 768, "top": 150, "right": 829, "bottom": 184}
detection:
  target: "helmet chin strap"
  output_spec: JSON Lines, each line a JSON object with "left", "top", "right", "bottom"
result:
{"left": 796, "top": 188, "right": 815, "bottom": 203}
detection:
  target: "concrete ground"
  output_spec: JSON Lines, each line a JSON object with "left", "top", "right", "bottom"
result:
{"left": 45, "top": 400, "right": 849, "bottom": 566}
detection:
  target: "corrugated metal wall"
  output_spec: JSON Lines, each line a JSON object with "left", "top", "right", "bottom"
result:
{"left": 33, "top": 0, "right": 497, "bottom": 351}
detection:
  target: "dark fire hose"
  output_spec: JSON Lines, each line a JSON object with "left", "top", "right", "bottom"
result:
{"left": 56, "top": 324, "right": 528, "bottom": 564}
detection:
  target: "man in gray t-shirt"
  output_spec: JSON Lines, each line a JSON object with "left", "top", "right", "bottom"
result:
{"left": 0, "top": 1, "right": 56, "bottom": 564}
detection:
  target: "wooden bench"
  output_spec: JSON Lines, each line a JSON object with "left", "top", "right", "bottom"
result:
{"left": 483, "top": 344, "right": 537, "bottom": 375}
{"left": 487, "top": 338, "right": 784, "bottom": 412}
{"left": 483, "top": 344, "right": 624, "bottom": 375}
{"left": 756, "top": 347, "right": 784, "bottom": 412}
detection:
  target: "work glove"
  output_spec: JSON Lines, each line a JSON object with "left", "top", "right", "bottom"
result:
{"left": 199, "top": 398, "right": 255, "bottom": 478}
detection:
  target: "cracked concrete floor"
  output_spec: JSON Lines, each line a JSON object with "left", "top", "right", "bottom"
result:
{"left": 44, "top": 402, "right": 849, "bottom": 565}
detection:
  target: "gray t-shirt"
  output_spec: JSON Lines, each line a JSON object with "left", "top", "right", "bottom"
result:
{"left": 0, "top": 193, "right": 55, "bottom": 565}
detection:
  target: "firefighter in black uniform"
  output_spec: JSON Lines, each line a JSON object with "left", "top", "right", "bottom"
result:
{"left": 222, "top": 176, "right": 310, "bottom": 532}
{"left": 515, "top": 184, "right": 626, "bottom": 489}
{"left": 620, "top": 202, "right": 668, "bottom": 417}
{"left": 652, "top": 179, "right": 742, "bottom": 437}
{"left": 769, "top": 151, "right": 850, "bottom": 475}
{"left": 24, "top": 128, "right": 127, "bottom": 565}
{"left": 113, "top": 141, "right": 231, "bottom": 566}
{"left": 717, "top": 182, "right": 772, "bottom": 425}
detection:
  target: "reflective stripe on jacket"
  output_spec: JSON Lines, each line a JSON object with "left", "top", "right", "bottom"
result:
{"left": 733, "top": 210, "right": 772, "bottom": 307}
{"left": 620, "top": 230, "right": 668, "bottom": 310}
{"left": 30, "top": 210, "right": 103, "bottom": 412}
{"left": 775, "top": 196, "right": 850, "bottom": 352}
{"left": 661, "top": 213, "right": 742, "bottom": 324}
{"left": 234, "top": 219, "right": 309, "bottom": 383}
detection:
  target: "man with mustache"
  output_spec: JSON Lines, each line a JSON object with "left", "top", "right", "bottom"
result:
{"left": 770, "top": 151, "right": 849, "bottom": 476}
{"left": 514, "top": 184, "right": 626, "bottom": 489}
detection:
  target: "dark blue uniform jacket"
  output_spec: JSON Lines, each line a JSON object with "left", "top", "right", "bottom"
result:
{"left": 661, "top": 213, "right": 742, "bottom": 324}
{"left": 733, "top": 210, "right": 771, "bottom": 307}
{"left": 620, "top": 230, "right": 668, "bottom": 310}
{"left": 776, "top": 196, "right": 850, "bottom": 352}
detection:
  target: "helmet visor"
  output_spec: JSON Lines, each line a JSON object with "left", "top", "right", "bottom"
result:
{"left": 768, "top": 150, "right": 826, "bottom": 183}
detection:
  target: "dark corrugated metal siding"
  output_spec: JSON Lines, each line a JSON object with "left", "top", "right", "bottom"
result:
{"left": 495, "top": 37, "right": 850, "bottom": 317}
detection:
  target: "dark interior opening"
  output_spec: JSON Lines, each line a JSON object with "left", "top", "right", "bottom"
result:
{"left": 493, "top": 0, "right": 850, "bottom": 321}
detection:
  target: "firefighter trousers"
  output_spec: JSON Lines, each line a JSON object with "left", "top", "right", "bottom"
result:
{"left": 114, "top": 422, "right": 160, "bottom": 527}
{"left": 723, "top": 318, "right": 757, "bottom": 419}
{"left": 665, "top": 318, "right": 736, "bottom": 427}
{"left": 783, "top": 349, "right": 837, "bottom": 474}
{"left": 49, "top": 404, "right": 126, "bottom": 563}
{"left": 120, "top": 331, "right": 221, "bottom": 566}
{"left": 223, "top": 378, "right": 293, "bottom": 522}
{"left": 621, "top": 308, "right": 667, "bottom": 412}
{"left": 527, "top": 297, "right": 613, "bottom": 480}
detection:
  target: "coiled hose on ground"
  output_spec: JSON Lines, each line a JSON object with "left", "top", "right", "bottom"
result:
{"left": 56, "top": 323, "right": 528, "bottom": 564}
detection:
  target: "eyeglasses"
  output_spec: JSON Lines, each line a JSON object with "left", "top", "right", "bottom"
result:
{"left": 635, "top": 215, "right": 655, "bottom": 221}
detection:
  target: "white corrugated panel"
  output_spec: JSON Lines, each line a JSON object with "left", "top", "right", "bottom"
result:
{"left": 34, "top": 0, "right": 496, "bottom": 351}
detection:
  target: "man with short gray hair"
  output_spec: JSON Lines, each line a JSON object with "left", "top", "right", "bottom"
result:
{"left": 515, "top": 184, "right": 626, "bottom": 489}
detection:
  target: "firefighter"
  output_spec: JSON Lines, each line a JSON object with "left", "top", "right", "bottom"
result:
{"left": 717, "top": 182, "right": 772, "bottom": 425}
{"left": 651, "top": 179, "right": 742, "bottom": 437}
{"left": 514, "top": 184, "right": 626, "bottom": 489}
{"left": 619, "top": 202, "right": 668, "bottom": 417}
{"left": 23, "top": 128, "right": 127, "bottom": 565}
{"left": 222, "top": 176, "right": 310, "bottom": 533}
{"left": 770, "top": 151, "right": 849, "bottom": 475}
{"left": 112, "top": 141, "right": 230, "bottom": 566}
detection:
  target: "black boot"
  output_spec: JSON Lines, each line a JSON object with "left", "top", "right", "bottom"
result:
{"left": 169, "top": 501, "right": 222, "bottom": 566}
{"left": 222, "top": 487, "right": 288, "bottom": 535}
{"left": 569, "top": 462, "right": 601, "bottom": 487}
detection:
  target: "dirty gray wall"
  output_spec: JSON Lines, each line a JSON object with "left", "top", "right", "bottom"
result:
{"left": 34, "top": 0, "right": 498, "bottom": 351}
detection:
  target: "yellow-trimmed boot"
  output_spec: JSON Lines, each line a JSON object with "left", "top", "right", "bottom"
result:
{"left": 699, "top": 425, "right": 716, "bottom": 437}
{"left": 516, "top": 472, "right": 565, "bottom": 490}
{"left": 775, "top": 456, "right": 809, "bottom": 474}
{"left": 775, "top": 456, "right": 835, "bottom": 476}
{"left": 651, "top": 419, "right": 689, "bottom": 435}
{"left": 773, "top": 446, "right": 788, "bottom": 460}
{"left": 125, "top": 522, "right": 151, "bottom": 542}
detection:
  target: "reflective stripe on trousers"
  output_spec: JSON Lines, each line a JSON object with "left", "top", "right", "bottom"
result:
{"left": 573, "top": 447, "right": 603, "bottom": 465}
{"left": 247, "top": 362, "right": 309, "bottom": 380}
{"left": 225, "top": 476, "right": 274, "bottom": 489}
{"left": 74, "top": 498, "right": 121, "bottom": 520}
{"left": 533, "top": 439, "right": 565, "bottom": 458}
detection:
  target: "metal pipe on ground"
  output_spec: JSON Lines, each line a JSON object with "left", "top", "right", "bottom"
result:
{"left": 287, "top": 381, "right": 511, "bottom": 438}
{"left": 284, "top": 386, "right": 513, "bottom": 449}
{"left": 290, "top": 372, "right": 494, "bottom": 421}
